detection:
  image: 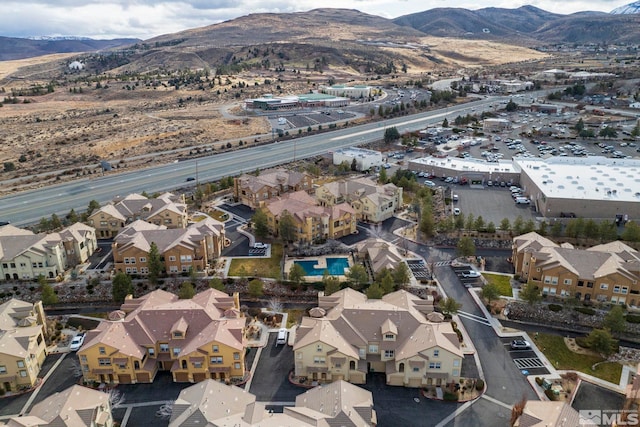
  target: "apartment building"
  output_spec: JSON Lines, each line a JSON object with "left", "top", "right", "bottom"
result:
{"left": 262, "top": 191, "right": 356, "bottom": 243}
{"left": 356, "top": 238, "right": 405, "bottom": 276}
{"left": 0, "top": 299, "right": 47, "bottom": 393}
{"left": 315, "top": 177, "right": 403, "bottom": 223}
{"left": 112, "top": 218, "right": 226, "bottom": 275}
{"left": 233, "top": 168, "right": 314, "bottom": 209}
{"left": 513, "top": 232, "right": 640, "bottom": 304}
{"left": 1, "top": 223, "right": 97, "bottom": 282}
{"left": 169, "top": 378, "right": 375, "bottom": 426}
{"left": 3, "top": 385, "right": 114, "bottom": 427}
{"left": 293, "top": 288, "right": 460, "bottom": 388}
{"left": 87, "top": 193, "right": 187, "bottom": 239}
{"left": 78, "top": 288, "right": 246, "bottom": 385}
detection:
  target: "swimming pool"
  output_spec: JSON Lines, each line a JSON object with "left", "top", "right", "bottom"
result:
{"left": 294, "top": 257, "right": 350, "bottom": 276}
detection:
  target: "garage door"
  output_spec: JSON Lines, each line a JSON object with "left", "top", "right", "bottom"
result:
{"left": 408, "top": 377, "right": 423, "bottom": 388}
{"left": 193, "top": 372, "right": 208, "bottom": 382}
{"left": 174, "top": 372, "right": 189, "bottom": 382}
{"left": 118, "top": 374, "right": 132, "bottom": 384}
{"left": 136, "top": 372, "right": 150, "bottom": 383}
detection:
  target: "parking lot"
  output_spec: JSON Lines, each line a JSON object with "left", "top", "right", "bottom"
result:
{"left": 500, "top": 336, "right": 549, "bottom": 376}
{"left": 451, "top": 265, "right": 483, "bottom": 288}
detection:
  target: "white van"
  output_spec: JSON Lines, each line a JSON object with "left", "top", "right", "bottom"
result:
{"left": 275, "top": 328, "right": 288, "bottom": 346}
{"left": 515, "top": 197, "right": 530, "bottom": 205}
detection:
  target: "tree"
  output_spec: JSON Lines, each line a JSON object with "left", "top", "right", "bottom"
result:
{"left": 474, "top": 216, "right": 486, "bottom": 232}
{"left": 39, "top": 276, "right": 58, "bottom": 305}
{"left": 178, "top": 281, "right": 195, "bottom": 299}
{"left": 574, "top": 118, "right": 585, "bottom": 133}
{"left": 66, "top": 209, "right": 78, "bottom": 224}
{"left": 378, "top": 270, "right": 395, "bottom": 295}
{"left": 383, "top": 126, "right": 400, "bottom": 144}
{"left": 604, "top": 305, "right": 626, "bottom": 334}
{"left": 345, "top": 264, "right": 369, "bottom": 289}
{"left": 599, "top": 126, "right": 617, "bottom": 139}
{"left": 505, "top": 99, "right": 518, "bottom": 112}
{"left": 442, "top": 118, "right": 449, "bottom": 128}
{"left": 519, "top": 283, "right": 541, "bottom": 305}
{"left": 439, "top": 297, "right": 462, "bottom": 316}
{"left": 288, "top": 263, "right": 306, "bottom": 286}
{"left": 481, "top": 283, "right": 500, "bottom": 304}
{"left": 513, "top": 216, "right": 524, "bottom": 235}
{"left": 147, "top": 242, "right": 163, "bottom": 285}
{"left": 550, "top": 221, "right": 563, "bottom": 237}
{"left": 457, "top": 236, "right": 476, "bottom": 257}
{"left": 586, "top": 328, "right": 617, "bottom": 357}
{"left": 278, "top": 212, "right": 296, "bottom": 243}
{"left": 251, "top": 209, "right": 269, "bottom": 239}
{"left": 631, "top": 121, "right": 640, "bottom": 138}
{"left": 112, "top": 272, "right": 133, "bottom": 303}
{"left": 3, "top": 161, "right": 15, "bottom": 172}
{"left": 392, "top": 263, "right": 411, "bottom": 288}
{"left": 486, "top": 221, "right": 496, "bottom": 234}
{"left": 378, "top": 167, "right": 388, "bottom": 184}
{"left": 323, "top": 275, "right": 341, "bottom": 296}
{"left": 366, "top": 283, "right": 384, "bottom": 299}
{"left": 622, "top": 221, "right": 640, "bottom": 242}
{"left": 209, "top": 277, "right": 225, "bottom": 291}
{"left": 248, "top": 279, "right": 264, "bottom": 298}
{"left": 50, "top": 213, "right": 62, "bottom": 230}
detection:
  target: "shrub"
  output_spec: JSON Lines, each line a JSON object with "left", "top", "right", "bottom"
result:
{"left": 443, "top": 392, "right": 459, "bottom": 401}
{"left": 544, "top": 389, "right": 557, "bottom": 401}
{"left": 574, "top": 307, "right": 595, "bottom": 316}
{"left": 548, "top": 304, "right": 563, "bottom": 312}
{"left": 626, "top": 314, "right": 640, "bottom": 323}
{"left": 247, "top": 307, "right": 262, "bottom": 318}
{"left": 535, "top": 377, "right": 543, "bottom": 386}
{"left": 475, "top": 379, "right": 485, "bottom": 391}
{"left": 575, "top": 336, "right": 590, "bottom": 348}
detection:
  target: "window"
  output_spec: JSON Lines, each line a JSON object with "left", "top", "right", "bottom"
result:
{"left": 20, "top": 370, "right": 27, "bottom": 377}
{"left": 80, "top": 355, "right": 87, "bottom": 363}
{"left": 368, "top": 344, "right": 378, "bottom": 354}
{"left": 134, "top": 361, "right": 140, "bottom": 370}
{"left": 180, "top": 255, "right": 192, "bottom": 263}
{"left": 173, "top": 348, "right": 181, "bottom": 356}
{"left": 433, "top": 350, "right": 439, "bottom": 357}
{"left": 160, "top": 344, "right": 169, "bottom": 352}
{"left": 453, "top": 369, "right": 460, "bottom": 377}
{"left": 116, "top": 362, "right": 127, "bottom": 369}
{"left": 453, "top": 359, "right": 460, "bottom": 367}
{"left": 359, "top": 348, "right": 366, "bottom": 358}
{"left": 173, "top": 332, "right": 182, "bottom": 338}
{"left": 313, "top": 356, "right": 326, "bottom": 364}
{"left": 82, "top": 364, "right": 89, "bottom": 372}
{"left": 384, "top": 350, "right": 395, "bottom": 358}
{"left": 622, "top": 287, "right": 629, "bottom": 295}
{"left": 148, "top": 348, "right": 155, "bottom": 356}
{"left": 601, "top": 283, "right": 609, "bottom": 290}
{"left": 316, "top": 344, "right": 322, "bottom": 352}
{"left": 334, "top": 362, "right": 342, "bottom": 368}
{"left": 193, "top": 362, "right": 202, "bottom": 369}
{"left": 212, "top": 345, "right": 219, "bottom": 352}
{"left": 98, "top": 358, "right": 111, "bottom": 366}
{"left": 140, "top": 267, "right": 148, "bottom": 274}
{"left": 139, "top": 257, "right": 146, "bottom": 263}
{"left": 0, "top": 366, "right": 6, "bottom": 374}
{"left": 564, "top": 279, "right": 572, "bottom": 285}
{"left": 169, "top": 266, "right": 178, "bottom": 273}
{"left": 233, "top": 352, "right": 240, "bottom": 360}
{"left": 17, "top": 360, "right": 25, "bottom": 368}
{"left": 169, "top": 256, "right": 176, "bottom": 262}
{"left": 429, "top": 362, "right": 441, "bottom": 369}
{"left": 210, "top": 356, "right": 223, "bottom": 364}
{"left": 99, "top": 347, "right": 106, "bottom": 355}
{"left": 614, "top": 285, "right": 621, "bottom": 293}
{"left": 234, "top": 363, "right": 241, "bottom": 370}
{"left": 384, "top": 334, "right": 395, "bottom": 340}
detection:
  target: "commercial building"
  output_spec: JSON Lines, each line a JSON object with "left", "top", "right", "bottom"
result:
{"left": 1, "top": 223, "right": 97, "bottom": 282}
{"left": 112, "top": 218, "right": 226, "bottom": 275}
{"left": 483, "top": 118, "right": 511, "bottom": 133}
{"left": 233, "top": 168, "right": 314, "bottom": 209}
{"left": 315, "top": 177, "right": 403, "bottom": 223}
{"left": 409, "top": 156, "right": 520, "bottom": 186}
{"left": 262, "top": 191, "right": 356, "bottom": 243}
{"left": 0, "top": 299, "right": 47, "bottom": 393}
{"left": 168, "top": 378, "right": 376, "bottom": 426}
{"left": 320, "top": 84, "right": 372, "bottom": 99}
{"left": 4, "top": 385, "right": 114, "bottom": 427}
{"left": 244, "top": 93, "right": 349, "bottom": 110}
{"left": 78, "top": 289, "right": 246, "bottom": 385}
{"left": 87, "top": 193, "right": 187, "bottom": 239}
{"left": 512, "top": 232, "right": 640, "bottom": 304}
{"left": 293, "top": 288, "right": 461, "bottom": 388}
{"left": 515, "top": 156, "right": 640, "bottom": 219}
{"left": 331, "top": 147, "right": 383, "bottom": 172}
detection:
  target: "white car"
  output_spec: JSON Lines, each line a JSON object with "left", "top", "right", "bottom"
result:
{"left": 453, "top": 208, "right": 461, "bottom": 216}
{"left": 461, "top": 270, "right": 481, "bottom": 278}
{"left": 452, "top": 194, "right": 459, "bottom": 202}
{"left": 253, "top": 243, "right": 268, "bottom": 249}
{"left": 69, "top": 333, "right": 85, "bottom": 351}
{"left": 424, "top": 180, "right": 436, "bottom": 188}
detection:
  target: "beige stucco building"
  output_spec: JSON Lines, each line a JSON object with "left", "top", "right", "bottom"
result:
{"left": 0, "top": 299, "right": 47, "bottom": 394}
{"left": 315, "top": 177, "right": 403, "bottom": 223}
{"left": 262, "top": 191, "right": 356, "bottom": 243}
{"left": 233, "top": 168, "right": 314, "bottom": 209}
{"left": 78, "top": 289, "right": 246, "bottom": 385}
{"left": 112, "top": 217, "right": 226, "bottom": 275}
{"left": 293, "top": 288, "right": 461, "bottom": 388}
{"left": 513, "top": 232, "right": 640, "bottom": 304}
{"left": 87, "top": 193, "right": 187, "bottom": 239}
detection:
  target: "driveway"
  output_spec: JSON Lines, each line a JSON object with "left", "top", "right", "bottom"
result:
{"left": 248, "top": 332, "right": 300, "bottom": 404}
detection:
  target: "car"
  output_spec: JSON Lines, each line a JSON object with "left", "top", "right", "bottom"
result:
{"left": 510, "top": 339, "right": 531, "bottom": 350}
{"left": 253, "top": 242, "right": 268, "bottom": 249}
{"left": 453, "top": 208, "right": 461, "bottom": 216}
{"left": 69, "top": 333, "right": 86, "bottom": 351}
{"left": 424, "top": 180, "right": 436, "bottom": 188}
{"left": 486, "top": 180, "right": 493, "bottom": 186}
{"left": 515, "top": 197, "right": 530, "bottom": 204}
{"left": 461, "top": 270, "right": 481, "bottom": 278}
{"left": 185, "top": 177, "right": 196, "bottom": 182}
{"left": 452, "top": 194, "right": 459, "bottom": 202}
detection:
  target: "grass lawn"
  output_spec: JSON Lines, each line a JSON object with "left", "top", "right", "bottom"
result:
{"left": 482, "top": 273, "right": 513, "bottom": 297}
{"left": 532, "top": 333, "right": 622, "bottom": 384}
{"left": 207, "top": 209, "right": 229, "bottom": 222}
{"left": 228, "top": 243, "right": 283, "bottom": 279}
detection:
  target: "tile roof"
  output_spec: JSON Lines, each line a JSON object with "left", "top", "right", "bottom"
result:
{"left": 236, "top": 168, "right": 309, "bottom": 193}
{"left": 0, "top": 299, "right": 43, "bottom": 358}
{"left": 93, "top": 192, "right": 186, "bottom": 223}
{"left": 265, "top": 191, "right": 354, "bottom": 223}
{"left": 23, "top": 385, "right": 110, "bottom": 427}
{"left": 356, "top": 238, "right": 403, "bottom": 273}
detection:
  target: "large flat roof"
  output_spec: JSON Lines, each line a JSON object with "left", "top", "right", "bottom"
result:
{"left": 515, "top": 156, "right": 640, "bottom": 202}
{"left": 410, "top": 156, "right": 519, "bottom": 174}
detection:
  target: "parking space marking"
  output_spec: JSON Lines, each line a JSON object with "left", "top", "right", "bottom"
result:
{"left": 514, "top": 358, "right": 545, "bottom": 369}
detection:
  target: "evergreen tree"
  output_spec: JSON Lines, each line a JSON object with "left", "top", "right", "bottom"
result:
{"left": 147, "top": 242, "right": 163, "bottom": 285}
{"left": 112, "top": 272, "right": 133, "bottom": 303}
{"left": 178, "top": 281, "right": 195, "bottom": 299}
{"left": 251, "top": 209, "right": 269, "bottom": 239}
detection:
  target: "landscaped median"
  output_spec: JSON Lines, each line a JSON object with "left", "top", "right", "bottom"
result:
{"left": 228, "top": 243, "right": 283, "bottom": 279}
{"left": 532, "top": 332, "right": 622, "bottom": 384}
{"left": 481, "top": 272, "right": 513, "bottom": 297}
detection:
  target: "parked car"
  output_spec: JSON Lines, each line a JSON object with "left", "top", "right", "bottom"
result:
{"left": 510, "top": 339, "right": 531, "bottom": 350}
{"left": 453, "top": 208, "right": 461, "bottom": 216}
{"left": 452, "top": 194, "right": 459, "bottom": 202}
{"left": 253, "top": 242, "right": 268, "bottom": 249}
{"left": 461, "top": 270, "right": 481, "bottom": 278}
{"left": 70, "top": 333, "right": 86, "bottom": 351}
{"left": 515, "top": 197, "right": 530, "bottom": 205}
{"left": 424, "top": 180, "right": 436, "bottom": 188}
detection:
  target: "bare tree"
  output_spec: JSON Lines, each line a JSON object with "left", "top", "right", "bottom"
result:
{"left": 156, "top": 401, "right": 174, "bottom": 419}
{"left": 267, "top": 298, "right": 283, "bottom": 313}
{"left": 108, "top": 389, "right": 125, "bottom": 409}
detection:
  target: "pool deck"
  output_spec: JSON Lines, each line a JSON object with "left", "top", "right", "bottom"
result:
{"left": 285, "top": 255, "right": 352, "bottom": 282}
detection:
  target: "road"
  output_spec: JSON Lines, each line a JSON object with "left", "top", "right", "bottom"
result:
{"left": 1, "top": 96, "right": 518, "bottom": 226}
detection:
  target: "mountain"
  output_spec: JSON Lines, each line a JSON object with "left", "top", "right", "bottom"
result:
{"left": 0, "top": 36, "right": 140, "bottom": 61}
{"left": 392, "top": 5, "right": 640, "bottom": 44}
{"left": 611, "top": 1, "right": 640, "bottom": 14}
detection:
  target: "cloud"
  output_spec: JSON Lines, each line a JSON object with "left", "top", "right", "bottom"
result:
{"left": 0, "top": 0, "right": 631, "bottom": 39}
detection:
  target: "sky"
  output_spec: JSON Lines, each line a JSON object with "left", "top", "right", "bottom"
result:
{"left": 0, "top": 0, "right": 632, "bottom": 40}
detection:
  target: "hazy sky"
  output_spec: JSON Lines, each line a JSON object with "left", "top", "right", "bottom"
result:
{"left": 1, "top": 1, "right": 631, "bottom": 40}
